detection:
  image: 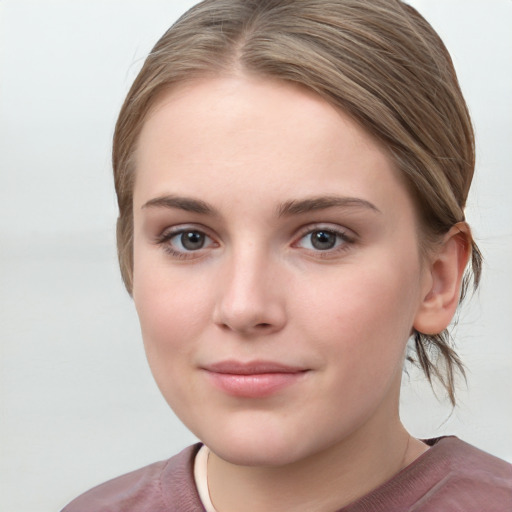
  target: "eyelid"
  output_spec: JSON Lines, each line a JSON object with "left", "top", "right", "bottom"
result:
{"left": 155, "top": 224, "right": 219, "bottom": 258}
{"left": 292, "top": 223, "right": 357, "bottom": 255}
{"left": 153, "top": 222, "right": 357, "bottom": 260}
{"left": 293, "top": 222, "right": 356, "bottom": 241}
{"left": 156, "top": 222, "right": 216, "bottom": 240}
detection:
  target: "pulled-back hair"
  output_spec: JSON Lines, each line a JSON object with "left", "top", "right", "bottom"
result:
{"left": 113, "top": 0, "right": 482, "bottom": 405}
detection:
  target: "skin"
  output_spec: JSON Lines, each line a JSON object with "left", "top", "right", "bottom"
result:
{"left": 131, "top": 75, "right": 468, "bottom": 511}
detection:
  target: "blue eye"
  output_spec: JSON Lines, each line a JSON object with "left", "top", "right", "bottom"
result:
{"left": 297, "top": 229, "right": 349, "bottom": 251}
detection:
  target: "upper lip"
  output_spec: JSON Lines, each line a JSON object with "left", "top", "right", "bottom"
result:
{"left": 203, "top": 360, "right": 308, "bottom": 375}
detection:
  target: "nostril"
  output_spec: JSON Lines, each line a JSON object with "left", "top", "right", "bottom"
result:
{"left": 257, "top": 323, "right": 272, "bottom": 328}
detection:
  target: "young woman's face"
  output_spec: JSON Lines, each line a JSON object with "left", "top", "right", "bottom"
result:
{"left": 132, "top": 76, "right": 431, "bottom": 466}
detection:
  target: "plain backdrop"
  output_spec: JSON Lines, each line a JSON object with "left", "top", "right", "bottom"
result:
{"left": 1, "top": 1, "right": 511, "bottom": 511}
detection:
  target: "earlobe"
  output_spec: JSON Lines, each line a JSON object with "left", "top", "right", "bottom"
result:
{"left": 413, "top": 223, "right": 472, "bottom": 335}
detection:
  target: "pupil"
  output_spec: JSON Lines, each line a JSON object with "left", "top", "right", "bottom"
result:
{"left": 311, "top": 231, "right": 336, "bottom": 250}
{"left": 181, "top": 231, "right": 205, "bottom": 250}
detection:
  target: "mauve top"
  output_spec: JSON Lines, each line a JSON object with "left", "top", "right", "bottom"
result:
{"left": 61, "top": 437, "right": 512, "bottom": 512}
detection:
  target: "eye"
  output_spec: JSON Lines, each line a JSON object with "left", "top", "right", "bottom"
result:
{"left": 295, "top": 227, "right": 352, "bottom": 252}
{"left": 156, "top": 227, "right": 217, "bottom": 257}
{"left": 175, "top": 230, "right": 208, "bottom": 251}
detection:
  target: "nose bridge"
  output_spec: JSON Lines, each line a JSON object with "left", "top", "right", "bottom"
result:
{"left": 214, "top": 241, "right": 286, "bottom": 334}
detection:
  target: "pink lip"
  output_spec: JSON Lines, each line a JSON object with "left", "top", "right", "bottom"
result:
{"left": 202, "top": 360, "right": 309, "bottom": 398}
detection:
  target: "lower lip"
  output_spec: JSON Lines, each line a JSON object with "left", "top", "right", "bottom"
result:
{"left": 205, "top": 371, "right": 307, "bottom": 398}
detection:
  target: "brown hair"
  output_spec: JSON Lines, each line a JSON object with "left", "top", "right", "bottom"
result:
{"left": 113, "top": 0, "right": 482, "bottom": 405}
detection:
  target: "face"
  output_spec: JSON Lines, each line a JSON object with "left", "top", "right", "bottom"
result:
{"left": 132, "top": 76, "right": 431, "bottom": 466}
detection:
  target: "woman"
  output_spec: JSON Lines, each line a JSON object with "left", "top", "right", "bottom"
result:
{"left": 63, "top": 0, "right": 512, "bottom": 510}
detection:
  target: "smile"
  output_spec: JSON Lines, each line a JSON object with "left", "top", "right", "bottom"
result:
{"left": 202, "top": 360, "right": 309, "bottom": 398}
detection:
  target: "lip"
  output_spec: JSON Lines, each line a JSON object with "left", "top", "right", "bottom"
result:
{"left": 202, "top": 360, "right": 309, "bottom": 398}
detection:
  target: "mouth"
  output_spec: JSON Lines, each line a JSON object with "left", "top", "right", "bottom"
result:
{"left": 201, "top": 360, "right": 309, "bottom": 398}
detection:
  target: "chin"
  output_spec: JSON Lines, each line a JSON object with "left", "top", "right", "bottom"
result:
{"left": 210, "top": 439, "right": 304, "bottom": 467}
{"left": 197, "top": 418, "right": 327, "bottom": 467}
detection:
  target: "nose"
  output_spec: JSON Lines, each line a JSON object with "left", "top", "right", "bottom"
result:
{"left": 212, "top": 247, "right": 287, "bottom": 336}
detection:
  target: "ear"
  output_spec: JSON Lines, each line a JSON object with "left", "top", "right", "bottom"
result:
{"left": 413, "top": 223, "right": 472, "bottom": 335}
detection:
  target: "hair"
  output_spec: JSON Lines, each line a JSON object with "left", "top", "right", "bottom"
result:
{"left": 113, "top": 0, "right": 482, "bottom": 405}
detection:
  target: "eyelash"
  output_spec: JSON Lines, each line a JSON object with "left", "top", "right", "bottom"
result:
{"left": 293, "top": 224, "right": 356, "bottom": 257}
{"left": 155, "top": 226, "right": 216, "bottom": 259}
{"left": 154, "top": 224, "right": 356, "bottom": 260}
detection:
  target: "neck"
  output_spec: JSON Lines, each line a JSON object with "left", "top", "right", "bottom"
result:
{"left": 207, "top": 417, "right": 428, "bottom": 512}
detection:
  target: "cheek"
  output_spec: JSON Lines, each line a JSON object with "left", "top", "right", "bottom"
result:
{"left": 133, "top": 257, "right": 211, "bottom": 363}
{"left": 297, "top": 255, "right": 422, "bottom": 373}
{"left": 132, "top": 264, "right": 215, "bottom": 418}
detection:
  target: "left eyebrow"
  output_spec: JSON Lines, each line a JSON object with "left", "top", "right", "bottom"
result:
{"left": 277, "top": 195, "right": 381, "bottom": 217}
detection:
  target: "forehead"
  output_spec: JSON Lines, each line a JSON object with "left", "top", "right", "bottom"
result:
{"left": 133, "top": 75, "right": 413, "bottom": 220}
{"left": 139, "top": 75, "right": 383, "bottom": 163}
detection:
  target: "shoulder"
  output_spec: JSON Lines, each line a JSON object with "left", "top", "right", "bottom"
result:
{"left": 413, "top": 437, "right": 512, "bottom": 511}
{"left": 343, "top": 437, "right": 512, "bottom": 512}
{"left": 428, "top": 437, "right": 512, "bottom": 501}
{"left": 423, "top": 436, "right": 512, "bottom": 482}
{"left": 61, "top": 443, "right": 205, "bottom": 512}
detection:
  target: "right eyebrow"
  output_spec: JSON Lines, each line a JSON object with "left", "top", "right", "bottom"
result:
{"left": 141, "top": 195, "right": 218, "bottom": 216}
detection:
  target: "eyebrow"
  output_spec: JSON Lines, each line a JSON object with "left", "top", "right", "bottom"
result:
{"left": 142, "top": 195, "right": 218, "bottom": 215}
{"left": 277, "top": 196, "right": 381, "bottom": 217}
{"left": 141, "top": 194, "right": 381, "bottom": 217}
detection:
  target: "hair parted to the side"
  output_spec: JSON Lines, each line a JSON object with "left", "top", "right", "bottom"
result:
{"left": 113, "top": 0, "right": 482, "bottom": 405}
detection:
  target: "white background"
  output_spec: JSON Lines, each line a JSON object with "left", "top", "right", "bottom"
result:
{"left": 1, "top": 1, "right": 511, "bottom": 511}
